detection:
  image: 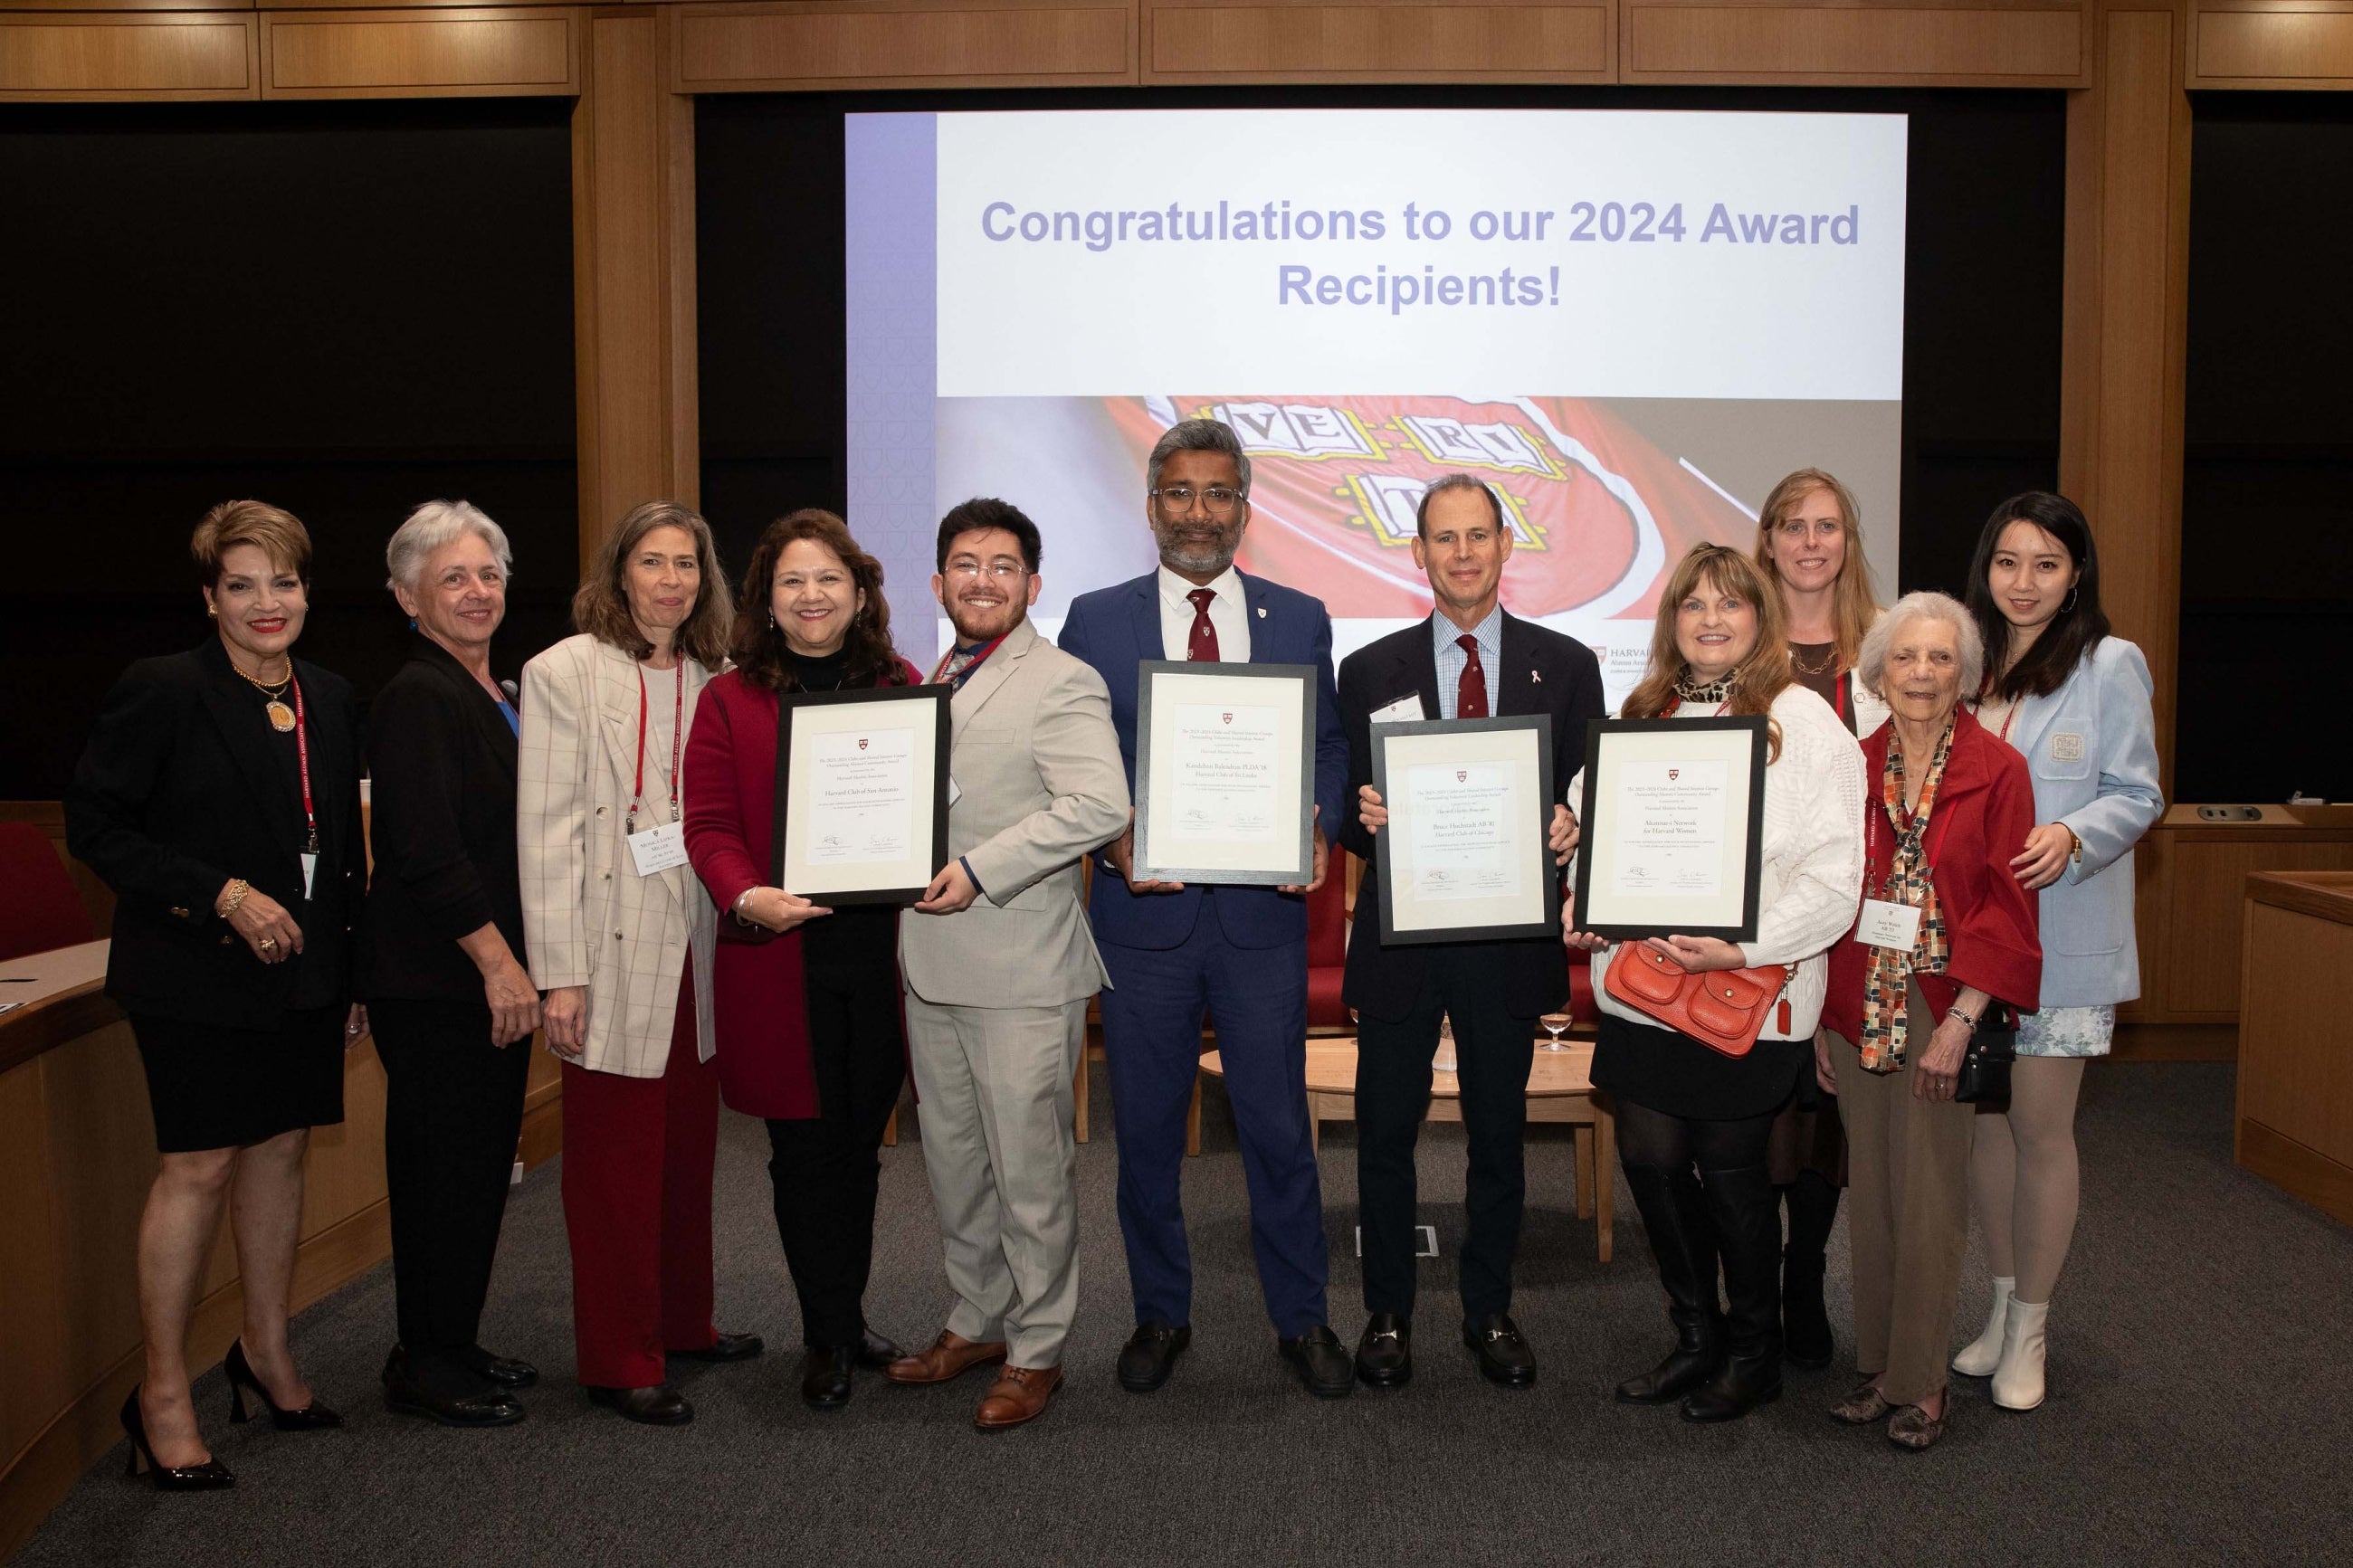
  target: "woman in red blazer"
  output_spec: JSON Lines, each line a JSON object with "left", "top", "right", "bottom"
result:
{"left": 682, "top": 508, "right": 919, "bottom": 1413}
{"left": 1820, "top": 590, "right": 2042, "bottom": 1452}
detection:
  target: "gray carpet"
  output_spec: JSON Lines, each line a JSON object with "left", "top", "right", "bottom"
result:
{"left": 19, "top": 1061, "right": 2353, "bottom": 1567}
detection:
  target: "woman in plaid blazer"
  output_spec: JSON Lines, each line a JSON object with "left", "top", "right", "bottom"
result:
{"left": 519, "top": 502, "right": 763, "bottom": 1427}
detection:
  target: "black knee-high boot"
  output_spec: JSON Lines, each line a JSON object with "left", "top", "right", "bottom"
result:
{"left": 1780, "top": 1169, "right": 1840, "bottom": 1369}
{"left": 1616, "top": 1164, "right": 1725, "bottom": 1405}
{"left": 1683, "top": 1164, "right": 1784, "bottom": 1422}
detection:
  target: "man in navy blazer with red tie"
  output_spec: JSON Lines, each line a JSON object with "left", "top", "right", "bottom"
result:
{"left": 1060, "top": 417, "right": 1353, "bottom": 1399}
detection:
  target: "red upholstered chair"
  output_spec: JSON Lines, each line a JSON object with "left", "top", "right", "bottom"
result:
{"left": 1566, "top": 939, "right": 1598, "bottom": 1027}
{"left": 1303, "top": 864, "right": 1350, "bottom": 1033}
{"left": 0, "top": 822, "right": 96, "bottom": 963}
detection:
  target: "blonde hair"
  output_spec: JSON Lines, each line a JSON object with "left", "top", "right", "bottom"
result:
{"left": 1623, "top": 545, "right": 1791, "bottom": 762}
{"left": 1752, "top": 468, "right": 1879, "bottom": 670}
{"left": 191, "top": 500, "right": 310, "bottom": 587}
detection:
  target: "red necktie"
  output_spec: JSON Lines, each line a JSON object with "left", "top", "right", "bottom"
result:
{"left": 1456, "top": 633, "right": 1488, "bottom": 719}
{"left": 1186, "top": 588, "right": 1221, "bottom": 662}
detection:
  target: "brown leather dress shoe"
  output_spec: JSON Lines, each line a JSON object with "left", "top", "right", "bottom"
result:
{"left": 885, "top": 1331, "right": 1008, "bottom": 1386}
{"left": 974, "top": 1364, "right": 1061, "bottom": 1430}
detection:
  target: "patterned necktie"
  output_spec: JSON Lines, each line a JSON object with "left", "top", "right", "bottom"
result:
{"left": 1456, "top": 633, "right": 1489, "bottom": 718}
{"left": 941, "top": 646, "right": 979, "bottom": 689}
{"left": 1186, "top": 588, "right": 1221, "bottom": 662}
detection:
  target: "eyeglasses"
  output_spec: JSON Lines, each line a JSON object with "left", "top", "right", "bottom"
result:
{"left": 945, "top": 560, "right": 1030, "bottom": 582}
{"left": 1150, "top": 485, "right": 1245, "bottom": 517}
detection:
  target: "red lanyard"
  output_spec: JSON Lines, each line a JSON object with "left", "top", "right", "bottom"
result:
{"left": 1994, "top": 700, "right": 2020, "bottom": 745}
{"left": 1832, "top": 668, "right": 1850, "bottom": 724}
{"left": 630, "top": 665, "right": 683, "bottom": 832}
{"left": 291, "top": 673, "right": 318, "bottom": 855}
{"left": 929, "top": 632, "right": 1010, "bottom": 687}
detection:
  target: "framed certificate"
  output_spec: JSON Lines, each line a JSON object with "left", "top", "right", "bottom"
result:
{"left": 1571, "top": 716, "right": 1769, "bottom": 942}
{"left": 1133, "top": 660, "right": 1315, "bottom": 886}
{"left": 1370, "top": 714, "right": 1558, "bottom": 946}
{"left": 773, "top": 684, "right": 952, "bottom": 904}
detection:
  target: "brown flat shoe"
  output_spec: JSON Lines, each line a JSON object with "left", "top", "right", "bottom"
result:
{"left": 974, "top": 1364, "right": 1061, "bottom": 1430}
{"left": 1830, "top": 1379, "right": 1894, "bottom": 1426}
{"left": 885, "top": 1330, "right": 1008, "bottom": 1385}
{"left": 1888, "top": 1402, "right": 1948, "bottom": 1450}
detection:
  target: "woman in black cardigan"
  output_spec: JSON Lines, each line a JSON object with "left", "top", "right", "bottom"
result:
{"left": 67, "top": 501, "right": 365, "bottom": 1489}
{"left": 359, "top": 499, "right": 543, "bottom": 1428}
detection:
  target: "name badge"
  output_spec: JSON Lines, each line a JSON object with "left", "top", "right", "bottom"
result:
{"left": 627, "top": 820, "right": 690, "bottom": 876}
{"left": 1371, "top": 694, "right": 1426, "bottom": 724}
{"left": 1857, "top": 898, "right": 1922, "bottom": 951}
{"left": 300, "top": 851, "right": 318, "bottom": 900}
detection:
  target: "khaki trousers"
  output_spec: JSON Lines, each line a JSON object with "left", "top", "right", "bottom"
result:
{"left": 1830, "top": 981, "right": 1975, "bottom": 1406}
{"left": 904, "top": 993, "right": 1086, "bottom": 1369}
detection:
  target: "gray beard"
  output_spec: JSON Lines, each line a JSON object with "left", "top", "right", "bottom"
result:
{"left": 1160, "top": 542, "right": 1234, "bottom": 577}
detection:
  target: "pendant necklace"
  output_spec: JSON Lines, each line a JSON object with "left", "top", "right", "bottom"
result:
{"left": 233, "top": 657, "right": 298, "bottom": 733}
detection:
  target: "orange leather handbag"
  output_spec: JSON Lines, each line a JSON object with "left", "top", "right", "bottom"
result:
{"left": 1601, "top": 945, "right": 1793, "bottom": 1059}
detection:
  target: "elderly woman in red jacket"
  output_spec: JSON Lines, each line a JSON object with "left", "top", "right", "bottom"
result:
{"left": 1821, "top": 590, "right": 2041, "bottom": 1451}
{"left": 682, "top": 508, "right": 919, "bottom": 1413}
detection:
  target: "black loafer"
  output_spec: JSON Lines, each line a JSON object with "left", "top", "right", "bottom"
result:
{"left": 384, "top": 1370, "right": 526, "bottom": 1428}
{"left": 1117, "top": 1322, "right": 1191, "bottom": 1392}
{"left": 854, "top": 1329, "right": 904, "bottom": 1370}
{"left": 1462, "top": 1314, "right": 1538, "bottom": 1387}
{"left": 1279, "top": 1325, "right": 1355, "bottom": 1400}
{"left": 586, "top": 1383, "right": 694, "bottom": 1426}
{"left": 1356, "top": 1313, "right": 1414, "bottom": 1389}
{"left": 462, "top": 1346, "right": 539, "bottom": 1390}
{"left": 672, "top": 1332, "right": 765, "bottom": 1364}
{"left": 800, "top": 1345, "right": 857, "bottom": 1411}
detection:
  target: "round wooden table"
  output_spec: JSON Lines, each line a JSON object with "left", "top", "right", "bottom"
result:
{"left": 1201, "top": 1036, "right": 1615, "bottom": 1261}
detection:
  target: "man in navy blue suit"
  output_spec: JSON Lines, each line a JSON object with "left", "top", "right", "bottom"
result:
{"left": 1060, "top": 417, "right": 1353, "bottom": 1399}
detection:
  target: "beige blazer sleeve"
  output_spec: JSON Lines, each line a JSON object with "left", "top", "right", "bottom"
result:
{"left": 962, "top": 653, "right": 1129, "bottom": 905}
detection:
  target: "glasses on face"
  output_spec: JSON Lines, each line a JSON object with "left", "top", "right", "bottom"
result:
{"left": 945, "top": 560, "right": 1029, "bottom": 582}
{"left": 1151, "top": 485, "right": 1244, "bottom": 517}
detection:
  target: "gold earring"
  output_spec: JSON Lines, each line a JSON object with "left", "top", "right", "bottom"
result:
{"left": 206, "top": 604, "right": 217, "bottom": 618}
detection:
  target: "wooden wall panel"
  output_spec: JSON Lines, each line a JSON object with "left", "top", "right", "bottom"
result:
{"left": 261, "top": 8, "right": 580, "bottom": 97}
{"left": 1622, "top": 0, "right": 2086, "bottom": 83}
{"left": 2192, "top": 2, "right": 2353, "bottom": 86}
{"left": 672, "top": 0, "right": 1137, "bottom": 90}
{"left": 1144, "top": 0, "right": 1612, "bottom": 82}
{"left": 0, "top": 13, "right": 257, "bottom": 100}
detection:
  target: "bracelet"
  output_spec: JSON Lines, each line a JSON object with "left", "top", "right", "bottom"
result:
{"left": 1948, "top": 1005, "right": 1980, "bottom": 1031}
{"left": 217, "top": 879, "right": 252, "bottom": 918}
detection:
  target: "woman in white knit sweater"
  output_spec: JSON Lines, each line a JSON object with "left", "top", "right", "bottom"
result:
{"left": 1567, "top": 544, "right": 1865, "bottom": 1423}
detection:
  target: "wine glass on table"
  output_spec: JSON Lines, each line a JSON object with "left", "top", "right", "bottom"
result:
{"left": 1538, "top": 1012, "right": 1572, "bottom": 1053}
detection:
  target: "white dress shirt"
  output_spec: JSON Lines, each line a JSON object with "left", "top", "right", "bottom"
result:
{"left": 1157, "top": 563, "right": 1251, "bottom": 663}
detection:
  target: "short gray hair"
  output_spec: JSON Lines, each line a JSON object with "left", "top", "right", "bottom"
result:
{"left": 386, "top": 499, "right": 513, "bottom": 594}
{"left": 1857, "top": 590, "right": 1985, "bottom": 699}
{"left": 1146, "top": 418, "right": 1253, "bottom": 499}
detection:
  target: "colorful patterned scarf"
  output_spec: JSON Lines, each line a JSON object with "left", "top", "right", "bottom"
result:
{"left": 1858, "top": 717, "right": 1957, "bottom": 1071}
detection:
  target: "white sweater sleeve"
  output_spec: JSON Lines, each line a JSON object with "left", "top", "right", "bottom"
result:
{"left": 1738, "top": 698, "right": 1867, "bottom": 970}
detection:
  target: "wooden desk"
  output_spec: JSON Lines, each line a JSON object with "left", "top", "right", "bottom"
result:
{"left": 1201, "top": 1038, "right": 1615, "bottom": 1261}
{"left": 2235, "top": 871, "right": 2353, "bottom": 1226}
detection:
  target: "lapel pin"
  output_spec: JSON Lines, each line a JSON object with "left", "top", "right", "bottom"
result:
{"left": 1530, "top": 670, "right": 1542, "bottom": 683}
{"left": 1257, "top": 606, "right": 1267, "bottom": 618}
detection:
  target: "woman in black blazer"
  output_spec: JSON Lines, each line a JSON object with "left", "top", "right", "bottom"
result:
{"left": 67, "top": 501, "right": 364, "bottom": 1489}
{"left": 359, "top": 499, "right": 543, "bottom": 1428}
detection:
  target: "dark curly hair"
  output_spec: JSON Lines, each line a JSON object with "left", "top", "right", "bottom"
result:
{"left": 728, "top": 508, "right": 909, "bottom": 692}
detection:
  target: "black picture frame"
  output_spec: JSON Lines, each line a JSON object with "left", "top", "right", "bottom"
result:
{"left": 1133, "top": 660, "right": 1317, "bottom": 886}
{"left": 773, "top": 682, "right": 953, "bottom": 905}
{"left": 1369, "top": 713, "right": 1559, "bottom": 946}
{"left": 1570, "top": 715, "right": 1770, "bottom": 943}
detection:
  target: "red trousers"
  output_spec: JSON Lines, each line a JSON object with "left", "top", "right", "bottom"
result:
{"left": 561, "top": 969, "right": 721, "bottom": 1388}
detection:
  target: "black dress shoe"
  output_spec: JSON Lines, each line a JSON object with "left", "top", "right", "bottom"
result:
{"left": 1279, "top": 1325, "right": 1355, "bottom": 1400}
{"left": 1462, "top": 1314, "right": 1538, "bottom": 1387}
{"left": 462, "top": 1346, "right": 539, "bottom": 1390}
{"left": 1117, "top": 1322, "right": 1191, "bottom": 1392}
{"left": 672, "top": 1332, "right": 765, "bottom": 1364}
{"left": 854, "top": 1328, "right": 903, "bottom": 1369}
{"left": 586, "top": 1384, "right": 694, "bottom": 1426}
{"left": 800, "top": 1345, "right": 858, "bottom": 1411}
{"left": 1680, "top": 1349, "right": 1783, "bottom": 1423}
{"left": 225, "top": 1338, "right": 342, "bottom": 1430}
{"left": 1355, "top": 1313, "right": 1414, "bottom": 1389}
{"left": 384, "top": 1370, "right": 526, "bottom": 1428}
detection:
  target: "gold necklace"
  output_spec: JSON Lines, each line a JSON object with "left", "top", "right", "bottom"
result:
{"left": 232, "top": 656, "right": 298, "bottom": 733}
{"left": 1789, "top": 643, "right": 1838, "bottom": 677}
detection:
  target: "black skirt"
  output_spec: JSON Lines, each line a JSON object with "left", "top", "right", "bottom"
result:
{"left": 129, "top": 1004, "right": 348, "bottom": 1154}
{"left": 1591, "top": 1012, "right": 1806, "bottom": 1123}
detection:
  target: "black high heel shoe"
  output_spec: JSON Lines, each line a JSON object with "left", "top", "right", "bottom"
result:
{"left": 120, "top": 1388, "right": 234, "bottom": 1491}
{"left": 225, "top": 1339, "right": 343, "bottom": 1430}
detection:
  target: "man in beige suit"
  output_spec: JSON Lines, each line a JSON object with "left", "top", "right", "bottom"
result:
{"left": 888, "top": 497, "right": 1129, "bottom": 1430}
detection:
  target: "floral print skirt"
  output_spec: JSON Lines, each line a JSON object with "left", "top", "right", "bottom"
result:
{"left": 2017, "top": 1003, "right": 2114, "bottom": 1059}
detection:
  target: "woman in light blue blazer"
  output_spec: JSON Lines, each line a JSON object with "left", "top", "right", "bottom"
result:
{"left": 1954, "top": 492, "right": 2162, "bottom": 1413}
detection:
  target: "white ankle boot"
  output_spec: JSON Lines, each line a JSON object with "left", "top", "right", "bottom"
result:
{"left": 1992, "top": 1299, "right": 2049, "bottom": 1411}
{"left": 1951, "top": 1277, "right": 2014, "bottom": 1376}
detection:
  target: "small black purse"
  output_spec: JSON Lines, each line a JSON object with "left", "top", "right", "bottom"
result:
{"left": 1956, "top": 1003, "right": 2019, "bottom": 1104}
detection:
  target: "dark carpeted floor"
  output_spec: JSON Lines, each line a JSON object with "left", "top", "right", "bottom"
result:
{"left": 18, "top": 1060, "right": 2353, "bottom": 1567}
